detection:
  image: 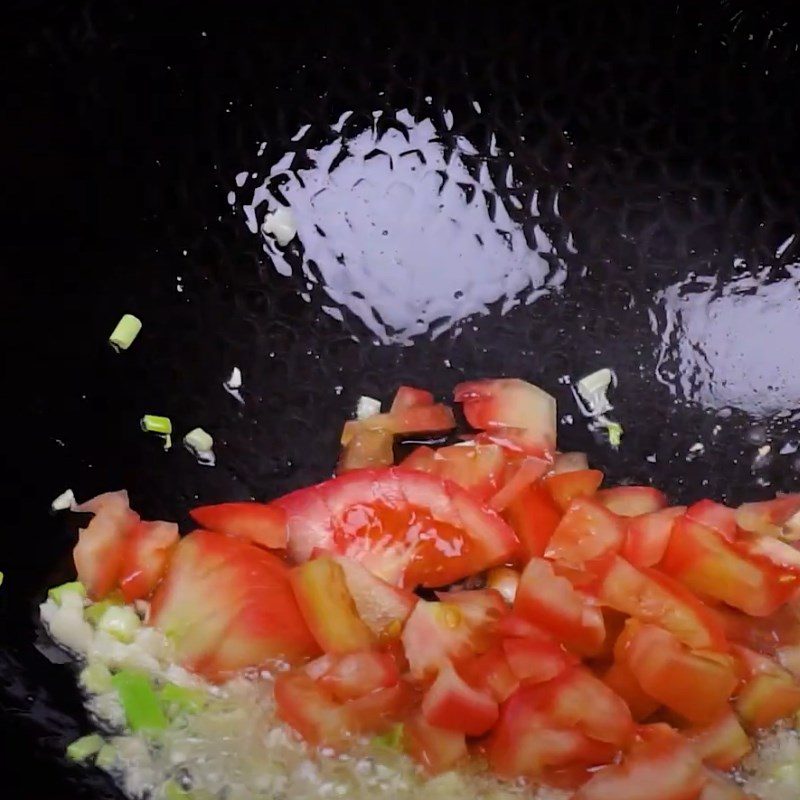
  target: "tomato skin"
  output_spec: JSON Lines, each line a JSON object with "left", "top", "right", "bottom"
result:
{"left": 544, "top": 469, "right": 604, "bottom": 511}
{"left": 189, "top": 502, "right": 287, "bottom": 549}
{"left": 118, "top": 520, "right": 179, "bottom": 602}
{"left": 620, "top": 622, "right": 737, "bottom": 725}
{"left": 623, "top": 506, "right": 685, "bottom": 568}
{"left": 734, "top": 494, "right": 800, "bottom": 537}
{"left": 390, "top": 385, "right": 435, "bottom": 412}
{"left": 574, "top": 724, "right": 705, "bottom": 800}
{"left": 404, "top": 711, "right": 467, "bottom": 774}
{"left": 421, "top": 660, "right": 499, "bottom": 735}
{"left": 545, "top": 497, "right": 625, "bottom": 564}
{"left": 515, "top": 558, "right": 606, "bottom": 657}
{"left": 686, "top": 500, "right": 737, "bottom": 541}
{"left": 503, "top": 484, "right": 563, "bottom": 561}
{"left": 595, "top": 486, "right": 668, "bottom": 517}
{"left": 686, "top": 709, "right": 751, "bottom": 770}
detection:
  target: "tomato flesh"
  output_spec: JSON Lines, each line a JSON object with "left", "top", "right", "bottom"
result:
{"left": 544, "top": 469, "right": 604, "bottom": 511}
{"left": 421, "top": 660, "right": 499, "bottom": 735}
{"left": 545, "top": 497, "right": 625, "bottom": 564}
{"left": 503, "top": 483, "right": 563, "bottom": 560}
{"left": 118, "top": 519, "right": 179, "bottom": 603}
{"left": 595, "top": 486, "right": 667, "bottom": 517}
{"left": 686, "top": 709, "right": 751, "bottom": 770}
{"left": 623, "top": 506, "right": 685, "bottom": 568}
{"left": 189, "top": 502, "right": 287, "bottom": 549}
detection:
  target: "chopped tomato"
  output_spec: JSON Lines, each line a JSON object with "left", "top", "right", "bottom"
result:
{"left": 354, "top": 404, "right": 456, "bottom": 437}
{"left": 544, "top": 469, "right": 604, "bottom": 511}
{"left": 458, "top": 645, "right": 519, "bottom": 703}
{"left": 686, "top": 500, "right": 737, "bottom": 541}
{"left": 502, "top": 636, "right": 575, "bottom": 683}
{"left": 732, "top": 646, "right": 800, "bottom": 729}
{"left": 402, "top": 442, "right": 506, "bottom": 502}
{"left": 515, "top": 558, "right": 606, "bottom": 656}
{"left": 273, "top": 467, "right": 519, "bottom": 588}
{"left": 404, "top": 711, "right": 467, "bottom": 774}
{"left": 289, "top": 557, "right": 374, "bottom": 654}
{"left": 401, "top": 591, "right": 503, "bottom": 680}
{"left": 150, "top": 531, "right": 319, "bottom": 678}
{"left": 623, "top": 506, "right": 685, "bottom": 568}
{"left": 552, "top": 451, "right": 589, "bottom": 473}
{"left": 189, "top": 502, "right": 287, "bottom": 549}
{"left": 686, "top": 708, "right": 751, "bottom": 770}
{"left": 735, "top": 532, "right": 800, "bottom": 572}
{"left": 735, "top": 494, "right": 800, "bottom": 537}
{"left": 118, "top": 520, "right": 179, "bottom": 602}
{"left": 601, "top": 661, "right": 659, "bottom": 722}
{"left": 390, "top": 385, "right": 435, "bottom": 412}
{"left": 486, "top": 566, "right": 520, "bottom": 605}
{"left": 421, "top": 660, "right": 498, "bottom": 735}
{"left": 595, "top": 555, "right": 728, "bottom": 651}
{"left": 545, "top": 497, "right": 625, "bottom": 564}
{"left": 454, "top": 378, "right": 557, "bottom": 457}
{"left": 574, "top": 724, "right": 705, "bottom": 800}
{"left": 595, "top": 486, "right": 668, "bottom": 517}
{"left": 661, "top": 517, "right": 800, "bottom": 616}
{"left": 503, "top": 483, "right": 563, "bottom": 560}
{"left": 619, "top": 622, "right": 737, "bottom": 724}
{"left": 317, "top": 651, "right": 399, "bottom": 701}
{"left": 337, "top": 426, "right": 394, "bottom": 472}
{"left": 73, "top": 490, "right": 140, "bottom": 599}
{"left": 489, "top": 455, "right": 549, "bottom": 511}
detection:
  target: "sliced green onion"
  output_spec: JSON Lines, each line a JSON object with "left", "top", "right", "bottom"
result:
{"left": 109, "top": 314, "right": 142, "bottom": 352}
{"left": 48, "top": 581, "right": 86, "bottom": 605}
{"left": 95, "top": 743, "right": 118, "bottom": 770}
{"left": 80, "top": 662, "right": 114, "bottom": 694}
{"left": 111, "top": 669, "right": 168, "bottom": 732}
{"left": 84, "top": 597, "right": 122, "bottom": 626}
{"left": 141, "top": 415, "right": 173, "bottom": 450}
{"left": 159, "top": 683, "right": 208, "bottom": 717}
{"left": 372, "top": 722, "right": 404, "bottom": 749}
{"left": 606, "top": 421, "right": 623, "bottom": 448}
{"left": 97, "top": 604, "right": 141, "bottom": 643}
{"left": 183, "top": 427, "right": 213, "bottom": 452}
{"left": 66, "top": 733, "right": 104, "bottom": 762}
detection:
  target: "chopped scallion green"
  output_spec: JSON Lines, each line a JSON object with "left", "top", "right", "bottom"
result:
{"left": 95, "top": 743, "right": 118, "bottom": 770}
{"left": 183, "top": 428, "right": 213, "bottom": 453}
{"left": 606, "top": 421, "right": 623, "bottom": 448}
{"left": 111, "top": 669, "right": 168, "bottom": 732}
{"left": 141, "top": 415, "right": 173, "bottom": 450}
{"left": 159, "top": 683, "right": 208, "bottom": 717}
{"left": 48, "top": 581, "right": 86, "bottom": 605}
{"left": 109, "top": 314, "right": 142, "bottom": 351}
{"left": 84, "top": 597, "right": 123, "bottom": 626}
{"left": 66, "top": 733, "right": 104, "bottom": 762}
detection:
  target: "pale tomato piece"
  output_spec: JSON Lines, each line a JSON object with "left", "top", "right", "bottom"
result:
{"left": 595, "top": 486, "right": 667, "bottom": 517}
{"left": 686, "top": 499, "right": 737, "bottom": 541}
{"left": 151, "top": 531, "right": 319, "bottom": 679}
{"left": 454, "top": 378, "right": 557, "bottom": 456}
{"left": 732, "top": 646, "right": 800, "bottom": 729}
{"left": 601, "top": 661, "right": 659, "bottom": 722}
{"left": 390, "top": 385, "right": 435, "bottom": 412}
{"left": 574, "top": 724, "right": 705, "bottom": 800}
{"left": 735, "top": 494, "right": 800, "bottom": 537}
{"left": 623, "top": 506, "right": 685, "bottom": 568}
{"left": 489, "top": 455, "right": 550, "bottom": 511}
{"left": 289, "top": 557, "right": 374, "bottom": 654}
{"left": 515, "top": 558, "right": 606, "bottom": 656}
{"left": 502, "top": 636, "right": 575, "bottom": 684}
{"left": 189, "top": 502, "right": 287, "bottom": 549}
{"left": 662, "top": 517, "right": 800, "bottom": 616}
{"left": 595, "top": 555, "right": 728, "bottom": 651}
{"left": 620, "top": 622, "right": 737, "bottom": 725}
{"left": 458, "top": 645, "right": 519, "bottom": 703}
{"left": 273, "top": 467, "right": 518, "bottom": 588}
{"left": 317, "top": 651, "right": 399, "bottom": 701}
{"left": 552, "top": 451, "right": 589, "bottom": 473}
{"left": 355, "top": 404, "right": 456, "bottom": 437}
{"left": 486, "top": 566, "right": 520, "bottom": 605}
{"left": 401, "top": 591, "right": 504, "bottom": 680}
{"left": 544, "top": 469, "right": 604, "bottom": 511}
{"left": 118, "top": 519, "right": 179, "bottom": 602}
{"left": 736, "top": 532, "right": 800, "bottom": 573}
{"left": 545, "top": 497, "right": 625, "bottom": 564}
{"left": 404, "top": 711, "right": 467, "bottom": 774}
{"left": 686, "top": 709, "right": 751, "bottom": 770}
{"left": 503, "top": 483, "right": 563, "bottom": 560}
{"left": 337, "top": 426, "right": 394, "bottom": 472}
{"left": 402, "top": 442, "right": 506, "bottom": 502}
{"left": 421, "top": 660, "right": 498, "bottom": 735}
{"left": 73, "top": 490, "right": 140, "bottom": 599}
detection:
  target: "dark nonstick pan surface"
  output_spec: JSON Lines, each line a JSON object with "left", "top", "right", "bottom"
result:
{"left": 3, "top": 1, "right": 800, "bottom": 797}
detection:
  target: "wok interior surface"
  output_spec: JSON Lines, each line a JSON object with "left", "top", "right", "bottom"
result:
{"left": 3, "top": 1, "right": 800, "bottom": 797}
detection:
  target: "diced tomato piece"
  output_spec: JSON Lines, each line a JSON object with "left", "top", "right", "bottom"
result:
{"left": 317, "top": 651, "right": 399, "bottom": 701}
{"left": 735, "top": 494, "right": 800, "bottom": 537}
{"left": 544, "top": 469, "right": 604, "bottom": 511}
{"left": 486, "top": 566, "right": 520, "bottom": 604}
{"left": 503, "top": 483, "right": 563, "bottom": 560}
{"left": 662, "top": 517, "right": 800, "bottom": 616}
{"left": 73, "top": 490, "right": 140, "bottom": 599}
{"left": 118, "top": 520, "right": 179, "bottom": 602}
{"left": 602, "top": 661, "right": 659, "bottom": 721}
{"left": 686, "top": 709, "right": 751, "bottom": 770}
{"left": 458, "top": 645, "right": 519, "bottom": 703}
{"left": 777, "top": 643, "right": 800, "bottom": 679}
{"left": 273, "top": 467, "right": 519, "bottom": 588}
{"left": 402, "top": 442, "right": 506, "bottom": 502}
{"left": 495, "top": 613, "right": 554, "bottom": 640}
{"left": 620, "top": 622, "right": 737, "bottom": 724}
{"left": 595, "top": 555, "right": 728, "bottom": 651}
{"left": 421, "top": 660, "right": 499, "bottom": 735}
{"left": 686, "top": 500, "right": 737, "bottom": 541}
{"left": 337, "top": 426, "right": 394, "bottom": 472}
{"left": 489, "top": 455, "right": 550, "bottom": 511}
{"left": 732, "top": 646, "right": 800, "bottom": 729}
{"left": 736, "top": 532, "right": 800, "bottom": 572}
{"left": 329, "top": 555, "right": 416, "bottom": 638}
{"left": 487, "top": 686, "right": 618, "bottom": 779}
{"left": 454, "top": 378, "right": 557, "bottom": 457}
{"left": 401, "top": 591, "right": 504, "bottom": 680}
{"left": 595, "top": 486, "right": 668, "bottom": 517}
{"left": 390, "top": 385, "right": 435, "bottom": 412}
{"left": 515, "top": 558, "right": 606, "bottom": 656}
{"left": 404, "top": 711, "right": 467, "bottom": 774}
{"left": 189, "top": 502, "right": 287, "bottom": 549}
{"left": 502, "top": 636, "right": 574, "bottom": 683}
{"left": 623, "top": 506, "right": 685, "bottom": 568}
{"left": 356, "top": 404, "right": 456, "bottom": 437}
{"left": 545, "top": 497, "right": 625, "bottom": 564}
{"left": 574, "top": 724, "right": 705, "bottom": 800}
{"left": 552, "top": 451, "right": 589, "bottom": 473}
{"left": 151, "top": 531, "right": 319, "bottom": 678}
{"left": 289, "top": 557, "right": 374, "bottom": 654}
